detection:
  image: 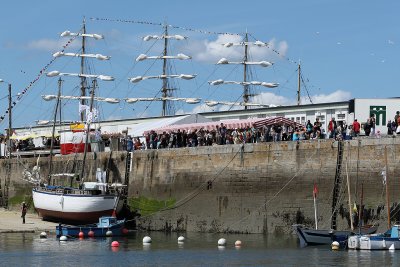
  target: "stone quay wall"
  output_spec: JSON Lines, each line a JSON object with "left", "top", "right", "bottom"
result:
{"left": 2, "top": 137, "right": 400, "bottom": 234}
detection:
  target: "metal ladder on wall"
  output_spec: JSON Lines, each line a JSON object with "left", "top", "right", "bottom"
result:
{"left": 331, "top": 140, "right": 344, "bottom": 230}
{"left": 124, "top": 152, "right": 132, "bottom": 186}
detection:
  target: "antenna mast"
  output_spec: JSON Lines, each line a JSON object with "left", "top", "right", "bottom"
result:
{"left": 297, "top": 62, "right": 301, "bottom": 105}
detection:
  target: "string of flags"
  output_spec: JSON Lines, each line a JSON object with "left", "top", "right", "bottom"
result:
{"left": 90, "top": 17, "right": 241, "bottom": 36}
{"left": 0, "top": 34, "right": 79, "bottom": 124}
{"left": 248, "top": 33, "right": 298, "bottom": 65}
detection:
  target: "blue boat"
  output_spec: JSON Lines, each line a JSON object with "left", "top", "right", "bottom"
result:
{"left": 56, "top": 216, "right": 126, "bottom": 238}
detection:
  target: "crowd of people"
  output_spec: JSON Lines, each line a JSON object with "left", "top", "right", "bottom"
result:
{"left": 121, "top": 113, "right": 398, "bottom": 151}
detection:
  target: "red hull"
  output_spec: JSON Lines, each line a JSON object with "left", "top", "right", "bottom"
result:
{"left": 36, "top": 208, "right": 114, "bottom": 224}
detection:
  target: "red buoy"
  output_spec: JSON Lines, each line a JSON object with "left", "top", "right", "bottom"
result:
{"left": 111, "top": 241, "right": 119, "bottom": 247}
{"left": 78, "top": 231, "right": 84, "bottom": 238}
{"left": 122, "top": 228, "right": 129, "bottom": 235}
{"left": 88, "top": 230, "right": 95, "bottom": 237}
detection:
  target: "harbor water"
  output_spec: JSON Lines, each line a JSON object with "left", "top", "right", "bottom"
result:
{"left": 0, "top": 232, "right": 399, "bottom": 266}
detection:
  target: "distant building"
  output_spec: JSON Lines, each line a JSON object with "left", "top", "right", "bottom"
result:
{"left": 12, "top": 98, "right": 400, "bottom": 137}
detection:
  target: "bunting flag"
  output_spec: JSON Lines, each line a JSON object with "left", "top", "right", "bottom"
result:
{"left": 313, "top": 182, "right": 318, "bottom": 198}
{"left": 0, "top": 34, "right": 79, "bottom": 124}
{"left": 90, "top": 17, "right": 241, "bottom": 36}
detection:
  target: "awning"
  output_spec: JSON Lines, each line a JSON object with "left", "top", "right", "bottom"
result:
{"left": 144, "top": 118, "right": 262, "bottom": 135}
{"left": 253, "top": 117, "right": 297, "bottom": 128}
{"left": 9, "top": 133, "right": 39, "bottom": 140}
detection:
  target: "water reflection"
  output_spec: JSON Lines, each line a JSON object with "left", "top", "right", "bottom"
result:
{"left": 0, "top": 232, "right": 398, "bottom": 266}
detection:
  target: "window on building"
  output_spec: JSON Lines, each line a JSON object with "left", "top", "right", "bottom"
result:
{"left": 337, "top": 114, "right": 346, "bottom": 120}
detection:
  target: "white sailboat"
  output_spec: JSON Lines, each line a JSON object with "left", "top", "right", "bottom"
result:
{"left": 125, "top": 24, "right": 201, "bottom": 116}
{"left": 205, "top": 33, "right": 279, "bottom": 109}
{"left": 30, "top": 21, "right": 125, "bottom": 224}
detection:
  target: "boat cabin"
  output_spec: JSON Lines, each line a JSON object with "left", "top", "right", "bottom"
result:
{"left": 384, "top": 225, "right": 400, "bottom": 238}
{"left": 98, "top": 216, "right": 118, "bottom": 227}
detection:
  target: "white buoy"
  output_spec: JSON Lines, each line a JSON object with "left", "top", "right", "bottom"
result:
{"left": 106, "top": 230, "right": 113, "bottom": 237}
{"left": 218, "top": 238, "right": 227, "bottom": 246}
{"left": 39, "top": 232, "right": 47, "bottom": 239}
{"left": 178, "top": 236, "right": 185, "bottom": 242}
{"left": 331, "top": 241, "right": 340, "bottom": 250}
{"left": 59, "top": 236, "right": 68, "bottom": 241}
{"left": 235, "top": 240, "right": 242, "bottom": 247}
{"left": 143, "top": 236, "right": 152, "bottom": 244}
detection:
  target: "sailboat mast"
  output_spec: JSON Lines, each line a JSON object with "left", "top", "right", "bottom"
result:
{"left": 47, "top": 78, "right": 62, "bottom": 184}
{"left": 7, "top": 84, "right": 12, "bottom": 158}
{"left": 161, "top": 24, "right": 168, "bottom": 117}
{"left": 80, "top": 18, "right": 87, "bottom": 122}
{"left": 297, "top": 63, "right": 301, "bottom": 105}
{"left": 385, "top": 146, "right": 391, "bottom": 229}
{"left": 243, "top": 33, "right": 249, "bottom": 110}
{"left": 80, "top": 79, "right": 96, "bottom": 182}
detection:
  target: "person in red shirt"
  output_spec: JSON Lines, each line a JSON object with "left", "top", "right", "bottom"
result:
{"left": 352, "top": 119, "right": 361, "bottom": 136}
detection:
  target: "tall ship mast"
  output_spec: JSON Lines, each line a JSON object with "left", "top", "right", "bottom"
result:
{"left": 205, "top": 32, "right": 279, "bottom": 109}
{"left": 126, "top": 24, "right": 200, "bottom": 116}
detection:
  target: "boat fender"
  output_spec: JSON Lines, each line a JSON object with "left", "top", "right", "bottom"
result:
{"left": 106, "top": 230, "right": 113, "bottom": 237}
{"left": 59, "top": 236, "right": 68, "bottom": 241}
{"left": 88, "top": 230, "right": 95, "bottom": 238}
{"left": 78, "top": 231, "right": 84, "bottom": 238}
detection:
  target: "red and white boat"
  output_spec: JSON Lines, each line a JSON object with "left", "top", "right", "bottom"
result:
{"left": 33, "top": 181, "right": 123, "bottom": 224}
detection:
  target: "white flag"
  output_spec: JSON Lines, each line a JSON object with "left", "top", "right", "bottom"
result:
{"left": 78, "top": 103, "right": 89, "bottom": 114}
{"left": 381, "top": 169, "right": 386, "bottom": 185}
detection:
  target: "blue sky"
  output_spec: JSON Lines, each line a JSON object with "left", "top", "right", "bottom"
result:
{"left": 0, "top": 0, "right": 399, "bottom": 129}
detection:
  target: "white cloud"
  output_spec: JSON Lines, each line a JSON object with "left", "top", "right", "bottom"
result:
{"left": 181, "top": 35, "right": 288, "bottom": 63}
{"left": 25, "top": 38, "right": 79, "bottom": 52}
{"left": 303, "top": 90, "right": 352, "bottom": 104}
{"left": 252, "top": 92, "right": 293, "bottom": 106}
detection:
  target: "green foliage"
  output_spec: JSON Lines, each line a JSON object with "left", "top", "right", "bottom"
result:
{"left": 128, "top": 196, "right": 176, "bottom": 216}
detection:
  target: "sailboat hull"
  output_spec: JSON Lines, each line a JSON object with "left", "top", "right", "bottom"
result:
{"left": 32, "top": 188, "right": 119, "bottom": 224}
{"left": 293, "top": 224, "right": 352, "bottom": 246}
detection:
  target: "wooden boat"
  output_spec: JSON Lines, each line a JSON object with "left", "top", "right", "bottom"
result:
{"left": 56, "top": 216, "right": 126, "bottom": 238}
{"left": 31, "top": 20, "right": 126, "bottom": 224}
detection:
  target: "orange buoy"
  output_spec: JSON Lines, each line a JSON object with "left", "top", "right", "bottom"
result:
{"left": 78, "top": 231, "right": 84, "bottom": 238}
{"left": 88, "top": 230, "right": 95, "bottom": 238}
{"left": 122, "top": 228, "right": 129, "bottom": 235}
{"left": 111, "top": 241, "right": 119, "bottom": 247}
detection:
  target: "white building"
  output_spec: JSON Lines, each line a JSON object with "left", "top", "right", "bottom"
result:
{"left": 12, "top": 98, "right": 400, "bottom": 138}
